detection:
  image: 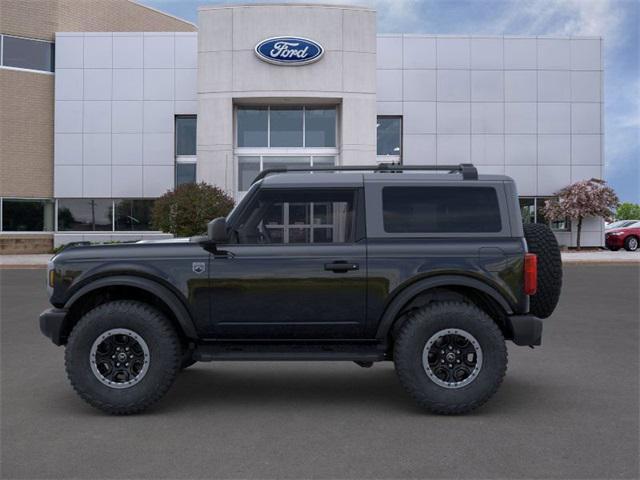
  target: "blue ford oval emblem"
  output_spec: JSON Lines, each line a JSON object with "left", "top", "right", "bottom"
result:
{"left": 255, "top": 37, "right": 324, "bottom": 66}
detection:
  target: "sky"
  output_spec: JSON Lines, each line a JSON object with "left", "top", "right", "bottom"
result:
{"left": 140, "top": 0, "right": 639, "bottom": 203}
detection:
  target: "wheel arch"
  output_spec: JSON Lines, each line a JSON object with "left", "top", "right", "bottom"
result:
{"left": 375, "top": 275, "right": 513, "bottom": 341}
{"left": 61, "top": 276, "right": 198, "bottom": 344}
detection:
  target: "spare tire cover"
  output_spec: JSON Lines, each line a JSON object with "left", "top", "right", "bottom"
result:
{"left": 523, "top": 223, "right": 563, "bottom": 318}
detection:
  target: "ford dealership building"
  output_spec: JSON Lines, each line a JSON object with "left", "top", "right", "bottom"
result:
{"left": 0, "top": 2, "right": 604, "bottom": 251}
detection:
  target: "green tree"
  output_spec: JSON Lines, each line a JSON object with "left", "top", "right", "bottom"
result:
{"left": 615, "top": 202, "right": 640, "bottom": 220}
{"left": 151, "top": 182, "right": 235, "bottom": 237}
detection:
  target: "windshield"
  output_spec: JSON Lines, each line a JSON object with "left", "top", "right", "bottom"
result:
{"left": 607, "top": 220, "right": 636, "bottom": 229}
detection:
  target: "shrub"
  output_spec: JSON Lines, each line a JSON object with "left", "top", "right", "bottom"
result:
{"left": 151, "top": 183, "right": 235, "bottom": 237}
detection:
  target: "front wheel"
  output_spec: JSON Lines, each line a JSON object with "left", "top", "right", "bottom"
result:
{"left": 394, "top": 302, "right": 507, "bottom": 415}
{"left": 65, "top": 300, "right": 181, "bottom": 414}
{"left": 624, "top": 236, "right": 638, "bottom": 251}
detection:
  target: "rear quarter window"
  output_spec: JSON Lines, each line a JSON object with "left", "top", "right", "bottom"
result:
{"left": 382, "top": 186, "right": 502, "bottom": 233}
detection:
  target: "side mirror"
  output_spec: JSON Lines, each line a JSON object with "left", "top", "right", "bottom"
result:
{"left": 207, "top": 217, "right": 228, "bottom": 243}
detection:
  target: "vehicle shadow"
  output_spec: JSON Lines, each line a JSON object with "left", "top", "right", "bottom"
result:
{"left": 154, "top": 363, "right": 546, "bottom": 416}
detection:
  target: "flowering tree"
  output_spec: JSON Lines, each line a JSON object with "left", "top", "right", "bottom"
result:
{"left": 543, "top": 179, "right": 619, "bottom": 250}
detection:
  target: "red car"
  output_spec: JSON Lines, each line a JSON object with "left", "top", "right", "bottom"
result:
{"left": 605, "top": 222, "right": 640, "bottom": 251}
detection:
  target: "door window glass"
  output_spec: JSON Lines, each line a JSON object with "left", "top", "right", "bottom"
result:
{"left": 235, "top": 190, "right": 355, "bottom": 244}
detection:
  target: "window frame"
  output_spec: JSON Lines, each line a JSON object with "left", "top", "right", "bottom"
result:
{"left": 0, "top": 34, "right": 55, "bottom": 75}
{"left": 519, "top": 197, "right": 572, "bottom": 232}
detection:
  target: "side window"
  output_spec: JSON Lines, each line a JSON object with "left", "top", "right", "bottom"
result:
{"left": 382, "top": 186, "right": 502, "bottom": 233}
{"left": 235, "top": 189, "right": 356, "bottom": 244}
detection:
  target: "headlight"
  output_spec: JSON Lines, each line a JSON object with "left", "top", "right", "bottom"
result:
{"left": 608, "top": 231, "right": 624, "bottom": 236}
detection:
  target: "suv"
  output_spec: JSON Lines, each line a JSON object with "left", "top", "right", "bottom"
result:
{"left": 40, "top": 164, "right": 562, "bottom": 415}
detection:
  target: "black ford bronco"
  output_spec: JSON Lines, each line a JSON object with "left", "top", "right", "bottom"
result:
{"left": 40, "top": 164, "right": 562, "bottom": 415}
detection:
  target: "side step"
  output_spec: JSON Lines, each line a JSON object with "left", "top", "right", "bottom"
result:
{"left": 193, "top": 341, "right": 388, "bottom": 362}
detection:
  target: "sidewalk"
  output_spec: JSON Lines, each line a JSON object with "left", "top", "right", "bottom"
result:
{"left": 1, "top": 251, "right": 639, "bottom": 268}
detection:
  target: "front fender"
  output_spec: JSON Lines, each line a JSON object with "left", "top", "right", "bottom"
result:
{"left": 64, "top": 275, "right": 198, "bottom": 339}
{"left": 375, "top": 274, "right": 513, "bottom": 339}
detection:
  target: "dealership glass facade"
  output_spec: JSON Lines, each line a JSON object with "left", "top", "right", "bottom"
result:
{"left": 236, "top": 106, "right": 338, "bottom": 192}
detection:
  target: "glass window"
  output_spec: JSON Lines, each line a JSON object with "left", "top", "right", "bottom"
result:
{"left": 262, "top": 156, "right": 310, "bottom": 171}
{"left": 305, "top": 108, "right": 336, "bottom": 147}
{"left": 313, "top": 156, "right": 336, "bottom": 167}
{"left": 377, "top": 117, "right": 402, "bottom": 157}
{"left": 536, "top": 197, "right": 571, "bottom": 231}
{"left": 175, "top": 116, "right": 196, "bottom": 156}
{"left": 1, "top": 35, "right": 54, "bottom": 72}
{"left": 270, "top": 107, "right": 303, "bottom": 147}
{"left": 235, "top": 189, "right": 355, "bottom": 244}
{"left": 238, "top": 156, "right": 260, "bottom": 191}
{"left": 520, "top": 198, "right": 535, "bottom": 224}
{"left": 114, "top": 199, "right": 155, "bottom": 231}
{"left": 57, "top": 199, "right": 112, "bottom": 231}
{"left": 1, "top": 199, "right": 54, "bottom": 231}
{"left": 176, "top": 163, "right": 196, "bottom": 186}
{"left": 382, "top": 187, "right": 502, "bottom": 233}
{"left": 237, "top": 107, "right": 268, "bottom": 147}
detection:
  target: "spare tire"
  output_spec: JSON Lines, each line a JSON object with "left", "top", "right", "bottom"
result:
{"left": 523, "top": 223, "right": 562, "bottom": 318}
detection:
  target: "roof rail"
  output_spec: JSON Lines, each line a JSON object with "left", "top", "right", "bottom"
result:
{"left": 251, "top": 163, "right": 478, "bottom": 184}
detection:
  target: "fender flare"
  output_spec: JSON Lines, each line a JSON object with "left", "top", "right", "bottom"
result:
{"left": 375, "top": 275, "right": 513, "bottom": 339}
{"left": 64, "top": 275, "right": 198, "bottom": 339}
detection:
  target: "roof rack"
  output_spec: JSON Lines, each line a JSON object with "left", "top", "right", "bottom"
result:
{"left": 251, "top": 163, "right": 478, "bottom": 184}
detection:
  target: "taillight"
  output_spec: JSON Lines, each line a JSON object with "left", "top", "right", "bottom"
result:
{"left": 524, "top": 253, "right": 537, "bottom": 295}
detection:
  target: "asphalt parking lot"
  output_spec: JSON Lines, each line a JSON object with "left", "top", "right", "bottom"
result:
{"left": 1, "top": 265, "right": 638, "bottom": 479}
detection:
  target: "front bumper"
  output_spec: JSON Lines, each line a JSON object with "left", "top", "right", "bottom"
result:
{"left": 507, "top": 314, "right": 543, "bottom": 346}
{"left": 39, "top": 308, "right": 69, "bottom": 346}
{"left": 605, "top": 235, "right": 624, "bottom": 249}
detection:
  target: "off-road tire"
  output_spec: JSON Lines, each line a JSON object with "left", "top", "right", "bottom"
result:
{"left": 65, "top": 300, "right": 181, "bottom": 415}
{"left": 523, "top": 223, "right": 562, "bottom": 318}
{"left": 394, "top": 302, "right": 507, "bottom": 415}
{"left": 624, "top": 236, "right": 638, "bottom": 252}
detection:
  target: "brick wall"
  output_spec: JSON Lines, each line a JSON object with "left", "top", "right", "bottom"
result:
{"left": 0, "top": 0, "right": 196, "bottom": 199}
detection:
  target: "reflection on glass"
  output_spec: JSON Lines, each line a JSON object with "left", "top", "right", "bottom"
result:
{"left": 175, "top": 116, "right": 196, "bottom": 155}
{"left": 2, "top": 36, "right": 54, "bottom": 72}
{"left": 305, "top": 108, "right": 336, "bottom": 147}
{"left": 270, "top": 107, "right": 303, "bottom": 147}
{"left": 57, "top": 199, "right": 113, "bottom": 231}
{"left": 289, "top": 228, "right": 310, "bottom": 243}
{"left": 237, "top": 107, "right": 268, "bottom": 147}
{"left": 238, "top": 156, "right": 260, "bottom": 191}
{"left": 262, "top": 156, "right": 310, "bottom": 171}
{"left": 176, "top": 163, "right": 196, "bottom": 186}
{"left": 289, "top": 203, "right": 310, "bottom": 225}
{"left": 519, "top": 198, "right": 535, "bottom": 224}
{"left": 114, "top": 199, "right": 154, "bottom": 231}
{"left": 377, "top": 117, "right": 402, "bottom": 156}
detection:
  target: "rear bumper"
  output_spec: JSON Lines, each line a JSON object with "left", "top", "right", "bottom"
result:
{"left": 39, "top": 308, "right": 69, "bottom": 346}
{"left": 507, "top": 314, "right": 543, "bottom": 346}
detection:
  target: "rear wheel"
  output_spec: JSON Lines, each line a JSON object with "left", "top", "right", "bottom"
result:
{"left": 523, "top": 223, "right": 562, "bottom": 318}
{"left": 65, "top": 300, "right": 181, "bottom": 415}
{"left": 394, "top": 302, "right": 507, "bottom": 415}
{"left": 624, "top": 236, "right": 638, "bottom": 251}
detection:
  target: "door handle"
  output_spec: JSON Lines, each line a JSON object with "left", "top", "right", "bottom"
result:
{"left": 324, "top": 261, "right": 359, "bottom": 273}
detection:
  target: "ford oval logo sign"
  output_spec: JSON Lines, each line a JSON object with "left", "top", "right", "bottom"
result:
{"left": 255, "top": 37, "right": 324, "bottom": 66}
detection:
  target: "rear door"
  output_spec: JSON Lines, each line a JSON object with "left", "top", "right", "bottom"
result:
{"left": 203, "top": 187, "right": 367, "bottom": 339}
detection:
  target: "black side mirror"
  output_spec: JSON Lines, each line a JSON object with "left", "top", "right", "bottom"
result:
{"left": 207, "top": 217, "right": 228, "bottom": 243}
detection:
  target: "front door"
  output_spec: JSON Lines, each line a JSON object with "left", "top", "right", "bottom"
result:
{"left": 204, "top": 187, "right": 366, "bottom": 339}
